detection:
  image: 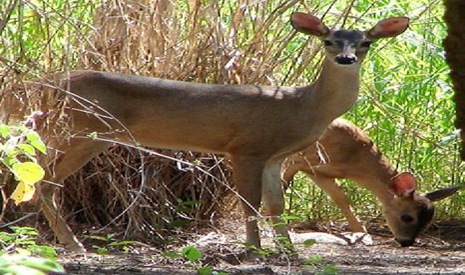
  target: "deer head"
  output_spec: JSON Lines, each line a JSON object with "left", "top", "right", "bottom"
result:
{"left": 290, "top": 12, "right": 409, "bottom": 65}
{"left": 384, "top": 172, "right": 462, "bottom": 247}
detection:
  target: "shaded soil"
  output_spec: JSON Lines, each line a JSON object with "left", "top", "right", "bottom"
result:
{"left": 55, "top": 220, "right": 465, "bottom": 275}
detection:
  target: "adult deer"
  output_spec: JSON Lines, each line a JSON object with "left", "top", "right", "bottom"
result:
{"left": 1, "top": 13, "right": 409, "bottom": 251}
{"left": 283, "top": 119, "right": 462, "bottom": 247}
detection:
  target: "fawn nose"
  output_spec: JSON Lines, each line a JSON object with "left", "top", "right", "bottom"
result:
{"left": 335, "top": 55, "right": 357, "bottom": 65}
{"left": 397, "top": 239, "right": 415, "bottom": 247}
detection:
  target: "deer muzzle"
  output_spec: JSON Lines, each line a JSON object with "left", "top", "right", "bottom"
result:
{"left": 335, "top": 54, "right": 358, "bottom": 65}
{"left": 397, "top": 238, "right": 415, "bottom": 247}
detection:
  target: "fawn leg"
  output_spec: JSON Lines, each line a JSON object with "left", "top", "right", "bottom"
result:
{"left": 309, "top": 174, "right": 366, "bottom": 232}
{"left": 281, "top": 160, "right": 301, "bottom": 189}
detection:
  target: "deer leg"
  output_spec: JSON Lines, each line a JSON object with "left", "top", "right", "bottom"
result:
{"left": 262, "top": 158, "right": 291, "bottom": 245}
{"left": 309, "top": 174, "right": 366, "bottom": 233}
{"left": 231, "top": 156, "right": 266, "bottom": 250}
{"left": 40, "top": 139, "right": 110, "bottom": 251}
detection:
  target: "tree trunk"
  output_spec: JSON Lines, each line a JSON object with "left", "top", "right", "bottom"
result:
{"left": 443, "top": 0, "right": 465, "bottom": 160}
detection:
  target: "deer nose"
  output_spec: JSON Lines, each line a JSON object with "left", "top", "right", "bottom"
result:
{"left": 334, "top": 55, "right": 357, "bottom": 65}
{"left": 397, "top": 239, "right": 415, "bottom": 247}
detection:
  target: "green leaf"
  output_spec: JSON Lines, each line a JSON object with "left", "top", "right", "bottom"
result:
{"left": 303, "top": 239, "right": 317, "bottom": 247}
{"left": 1, "top": 265, "right": 46, "bottom": 275}
{"left": 197, "top": 266, "right": 212, "bottom": 275}
{"left": 0, "top": 124, "right": 10, "bottom": 138}
{"left": 178, "top": 200, "right": 202, "bottom": 206}
{"left": 16, "top": 239, "right": 37, "bottom": 246}
{"left": 29, "top": 245, "right": 58, "bottom": 259}
{"left": 92, "top": 246, "right": 109, "bottom": 255}
{"left": 17, "top": 125, "right": 28, "bottom": 133}
{"left": 11, "top": 227, "right": 38, "bottom": 236}
{"left": 17, "top": 144, "right": 36, "bottom": 156}
{"left": 0, "top": 232, "right": 16, "bottom": 243}
{"left": 182, "top": 246, "right": 202, "bottom": 262}
{"left": 12, "top": 162, "right": 45, "bottom": 185}
{"left": 319, "top": 264, "right": 339, "bottom": 275}
{"left": 305, "top": 255, "right": 323, "bottom": 264}
{"left": 87, "top": 132, "right": 98, "bottom": 140}
{"left": 86, "top": 235, "right": 107, "bottom": 241}
{"left": 1, "top": 255, "right": 64, "bottom": 273}
{"left": 26, "top": 132, "right": 46, "bottom": 154}
{"left": 3, "top": 155, "right": 18, "bottom": 167}
{"left": 19, "top": 257, "right": 64, "bottom": 272}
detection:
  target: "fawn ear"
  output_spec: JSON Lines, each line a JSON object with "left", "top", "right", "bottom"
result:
{"left": 367, "top": 17, "right": 409, "bottom": 39}
{"left": 390, "top": 172, "right": 416, "bottom": 198}
{"left": 291, "top": 12, "right": 330, "bottom": 37}
{"left": 424, "top": 185, "right": 464, "bottom": 202}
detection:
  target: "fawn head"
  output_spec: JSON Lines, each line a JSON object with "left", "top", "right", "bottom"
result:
{"left": 290, "top": 12, "right": 409, "bottom": 65}
{"left": 384, "top": 172, "right": 462, "bottom": 247}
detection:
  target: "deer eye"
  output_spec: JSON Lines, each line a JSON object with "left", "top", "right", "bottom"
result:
{"left": 361, "top": 41, "right": 372, "bottom": 48}
{"left": 401, "top": 214, "right": 414, "bottom": 223}
{"left": 324, "top": 40, "right": 333, "bottom": 46}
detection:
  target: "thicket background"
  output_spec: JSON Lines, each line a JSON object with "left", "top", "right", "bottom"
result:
{"left": 0, "top": 0, "right": 463, "bottom": 242}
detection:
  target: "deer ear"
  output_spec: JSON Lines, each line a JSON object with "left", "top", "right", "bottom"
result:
{"left": 290, "top": 12, "right": 330, "bottom": 37}
{"left": 367, "top": 17, "right": 409, "bottom": 39}
{"left": 424, "top": 186, "right": 464, "bottom": 202}
{"left": 390, "top": 172, "right": 416, "bottom": 198}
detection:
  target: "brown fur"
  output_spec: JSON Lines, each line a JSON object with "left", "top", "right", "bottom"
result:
{"left": 443, "top": 0, "right": 465, "bottom": 160}
{"left": 283, "top": 119, "right": 459, "bottom": 246}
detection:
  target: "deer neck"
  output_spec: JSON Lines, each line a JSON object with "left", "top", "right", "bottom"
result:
{"left": 356, "top": 160, "right": 398, "bottom": 207}
{"left": 306, "top": 57, "right": 361, "bottom": 120}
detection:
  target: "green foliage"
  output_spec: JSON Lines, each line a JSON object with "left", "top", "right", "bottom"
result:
{"left": 175, "top": 199, "right": 203, "bottom": 213}
{"left": 0, "top": 226, "right": 63, "bottom": 275}
{"left": 0, "top": 105, "right": 56, "bottom": 271}
{"left": 162, "top": 245, "right": 228, "bottom": 275}
{"left": 182, "top": 246, "right": 203, "bottom": 262}
{"left": 0, "top": 120, "right": 47, "bottom": 204}
{"left": 316, "top": 264, "right": 340, "bottom": 275}
{"left": 0, "top": 123, "right": 46, "bottom": 177}
{"left": 87, "top": 233, "right": 136, "bottom": 254}
{"left": 0, "top": 227, "right": 58, "bottom": 259}
{"left": 0, "top": 0, "right": 95, "bottom": 74}
{"left": 303, "top": 239, "right": 317, "bottom": 247}
{"left": 302, "top": 256, "right": 340, "bottom": 275}
{"left": 0, "top": 254, "right": 64, "bottom": 275}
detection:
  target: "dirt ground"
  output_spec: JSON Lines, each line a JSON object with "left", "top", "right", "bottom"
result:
{"left": 55, "top": 219, "right": 465, "bottom": 275}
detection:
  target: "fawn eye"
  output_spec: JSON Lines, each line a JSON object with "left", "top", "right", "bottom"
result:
{"left": 361, "top": 41, "right": 372, "bottom": 48}
{"left": 324, "top": 40, "right": 333, "bottom": 46}
{"left": 401, "top": 214, "right": 414, "bottom": 223}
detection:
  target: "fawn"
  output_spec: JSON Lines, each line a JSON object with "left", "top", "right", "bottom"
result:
{"left": 283, "top": 119, "right": 462, "bottom": 246}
